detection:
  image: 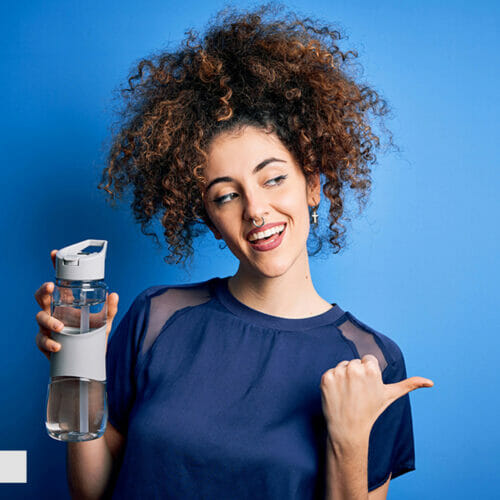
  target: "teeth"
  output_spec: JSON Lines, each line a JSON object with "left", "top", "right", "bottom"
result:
{"left": 248, "top": 224, "right": 285, "bottom": 242}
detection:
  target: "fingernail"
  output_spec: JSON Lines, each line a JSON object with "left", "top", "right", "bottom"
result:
{"left": 54, "top": 321, "right": 63, "bottom": 329}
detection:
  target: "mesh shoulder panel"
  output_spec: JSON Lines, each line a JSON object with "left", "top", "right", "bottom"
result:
{"left": 140, "top": 283, "right": 212, "bottom": 356}
{"left": 336, "top": 313, "right": 389, "bottom": 373}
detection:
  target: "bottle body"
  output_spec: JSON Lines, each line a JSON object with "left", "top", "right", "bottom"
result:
{"left": 46, "top": 376, "right": 107, "bottom": 441}
{"left": 46, "top": 279, "right": 108, "bottom": 442}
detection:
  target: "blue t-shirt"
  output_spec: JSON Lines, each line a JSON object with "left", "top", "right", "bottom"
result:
{"left": 105, "top": 276, "right": 415, "bottom": 498}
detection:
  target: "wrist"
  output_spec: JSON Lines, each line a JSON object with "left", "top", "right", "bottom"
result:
{"left": 327, "top": 429, "right": 370, "bottom": 457}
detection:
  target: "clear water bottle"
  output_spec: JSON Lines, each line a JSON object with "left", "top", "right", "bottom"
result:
{"left": 46, "top": 240, "right": 109, "bottom": 442}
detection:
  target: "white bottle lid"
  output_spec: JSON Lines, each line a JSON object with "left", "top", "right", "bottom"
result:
{"left": 55, "top": 239, "right": 108, "bottom": 281}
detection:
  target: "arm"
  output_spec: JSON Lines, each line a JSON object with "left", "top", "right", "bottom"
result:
{"left": 324, "top": 433, "right": 369, "bottom": 500}
{"left": 67, "top": 422, "right": 125, "bottom": 499}
{"left": 324, "top": 434, "right": 391, "bottom": 500}
{"left": 368, "top": 474, "right": 391, "bottom": 500}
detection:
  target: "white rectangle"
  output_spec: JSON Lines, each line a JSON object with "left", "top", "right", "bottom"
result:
{"left": 0, "top": 451, "right": 27, "bottom": 483}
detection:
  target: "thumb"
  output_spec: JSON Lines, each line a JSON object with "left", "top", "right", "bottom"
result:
{"left": 385, "top": 376, "right": 434, "bottom": 405}
{"left": 50, "top": 249, "right": 58, "bottom": 270}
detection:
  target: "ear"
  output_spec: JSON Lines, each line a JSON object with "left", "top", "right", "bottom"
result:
{"left": 306, "top": 171, "right": 321, "bottom": 206}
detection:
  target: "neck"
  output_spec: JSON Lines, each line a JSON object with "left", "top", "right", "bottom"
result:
{"left": 228, "top": 249, "right": 332, "bottom": 318}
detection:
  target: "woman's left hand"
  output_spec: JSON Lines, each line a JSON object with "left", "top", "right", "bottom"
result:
{"left": 320, "top": 354, "right": 434, "bottom": 448}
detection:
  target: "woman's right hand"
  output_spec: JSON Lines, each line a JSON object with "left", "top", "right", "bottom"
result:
{"left": 35, "top": 249, "right": 119, "bottom": 361}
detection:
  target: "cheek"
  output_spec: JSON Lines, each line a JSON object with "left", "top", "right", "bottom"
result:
{"left": 280, "top": 191, "right": 309, "bottom": 221}
{"left": 208, "top": 208, "right": 238, "bottom": 239}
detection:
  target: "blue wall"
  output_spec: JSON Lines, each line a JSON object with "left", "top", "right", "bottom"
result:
{"left": 1, "top": 1, "right": 498, "bottom": 498}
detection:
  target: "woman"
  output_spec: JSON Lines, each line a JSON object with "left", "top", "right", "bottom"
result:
{"left": 35, "top": 3, "right": 433, "bottom": 499}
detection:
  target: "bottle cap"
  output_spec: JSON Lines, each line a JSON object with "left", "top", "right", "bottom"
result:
{"left": 55, "top": 239, "right": 108, "bottom": 281}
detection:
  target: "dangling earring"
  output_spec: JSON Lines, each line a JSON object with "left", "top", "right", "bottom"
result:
{"left": 311, "top": 204, "right": 319, "bottom": 227}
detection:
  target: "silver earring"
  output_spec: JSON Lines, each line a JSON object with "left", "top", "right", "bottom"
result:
{"left": 311, "top": 205, "right": 319, "bottom": 226}
{"left": 252, "top": 216, "right": 265, "bottom": 228}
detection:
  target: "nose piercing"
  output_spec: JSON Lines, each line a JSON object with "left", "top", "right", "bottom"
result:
{"left": 252, "top": 216, "right": 265, "bottom": 228}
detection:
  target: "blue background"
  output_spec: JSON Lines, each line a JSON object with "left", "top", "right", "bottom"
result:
{"left": 1, "top": 0, "right": 498, "bottom": 498}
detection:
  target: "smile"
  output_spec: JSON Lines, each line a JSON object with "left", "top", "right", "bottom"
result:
{"left": 247, "top": 224, "right": 286, "bottom": 252}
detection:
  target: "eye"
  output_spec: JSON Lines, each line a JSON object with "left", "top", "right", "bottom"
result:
{"left": 265, "top": 174, "right": 288, "bottom": 186}
{"left": 212, "top": 175, "right": 288, "bottom": 206}
{"left": 213, "top": 192, "right": 238, "bottom": 206}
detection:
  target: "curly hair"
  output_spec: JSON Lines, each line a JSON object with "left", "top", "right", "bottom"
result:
{"left": 98, "top": 1, "right": 395, "bottom": 266}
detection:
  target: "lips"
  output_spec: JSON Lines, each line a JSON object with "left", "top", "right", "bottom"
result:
{"left": 246, "top": 222, "right": 287, "bottom": 241}
{"left": 247, "top": 224, "right": 286, "bottom": 252}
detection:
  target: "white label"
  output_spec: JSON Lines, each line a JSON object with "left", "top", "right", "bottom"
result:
{"left": 0, "top": 451, "right": 27, "bottom": 483}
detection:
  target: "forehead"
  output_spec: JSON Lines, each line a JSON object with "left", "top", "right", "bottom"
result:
{"left": 206, "top": 126, "right": 293, "bottom": 175}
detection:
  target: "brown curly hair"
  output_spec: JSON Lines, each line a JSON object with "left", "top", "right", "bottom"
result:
{"left": 98, "top": 1, "right": 395, "bottom": 266}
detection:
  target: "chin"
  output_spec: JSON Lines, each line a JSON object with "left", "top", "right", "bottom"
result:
{"left": 250, "top": 259, "right": 294, "bottom": 279}
{"left": 228, "top": 237, "right": 306, "bottom": 279}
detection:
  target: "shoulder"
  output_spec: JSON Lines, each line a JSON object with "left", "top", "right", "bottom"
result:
{"left": 130, "top": 277, "right": 216, "bottom": 312}
{"left": 139, "top": 278, "right": 215, "bottom": 311}
{"left": 337, "top": 310, "right": 407, "bottom": 379}
{"left": 133, "top": 278, "right": 216, "bottom": 355}
{"left": 114, "top": 278, "right": 216, "bottom": 338}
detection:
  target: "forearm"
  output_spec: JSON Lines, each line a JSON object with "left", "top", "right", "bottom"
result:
{"left": 324, "top": 433, "right": 369, "bottom": 500}
{"left": 67, "top": 436, "right": 115, "bottom": 499}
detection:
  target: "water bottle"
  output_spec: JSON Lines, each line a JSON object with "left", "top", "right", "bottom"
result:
{"left": 45, "top": 239, "right": 109, "bottom": 442}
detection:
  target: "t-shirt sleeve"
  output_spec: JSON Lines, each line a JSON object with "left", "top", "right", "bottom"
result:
{"left": 105, "top": 289, "right": 149, "bottom": 435}
{"left": 367, "top": 340, "right": 416, "bottom": 491}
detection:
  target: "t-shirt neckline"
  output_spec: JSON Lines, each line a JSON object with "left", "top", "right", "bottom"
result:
{"left": 213, "top": 276, "right": 345, "bottom": 331}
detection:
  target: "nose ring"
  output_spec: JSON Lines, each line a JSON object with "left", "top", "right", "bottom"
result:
{"left": 252, "top": 216, "right": 265, "bottom": 228}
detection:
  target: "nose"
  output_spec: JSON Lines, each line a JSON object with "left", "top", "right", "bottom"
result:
{"left": 242, "top": 188, "right": 270, "bottom": 225}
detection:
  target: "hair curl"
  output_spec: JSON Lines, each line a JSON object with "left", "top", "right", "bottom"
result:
{"left": 98, "top": 1, "right": 395, "bottom": 266}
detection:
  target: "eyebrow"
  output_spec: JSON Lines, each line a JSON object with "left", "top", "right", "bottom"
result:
{"left": 205, "top": 157, "right": 287, "bottom": 193}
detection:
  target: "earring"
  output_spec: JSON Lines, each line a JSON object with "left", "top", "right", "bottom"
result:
{"left": 311, "top": 205, "right": 319, "bottom": 227}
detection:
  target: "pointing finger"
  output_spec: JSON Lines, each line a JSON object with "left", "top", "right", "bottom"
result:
{"left": 361, "top": 354, "right": 378, "bottom": 364}
{"left": 34, "top": 282, "right": 54, "bottom": 312}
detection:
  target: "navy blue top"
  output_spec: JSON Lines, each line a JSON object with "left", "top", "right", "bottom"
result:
{"left": 105, "top": 276, "right": 415, "bottom": 498}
